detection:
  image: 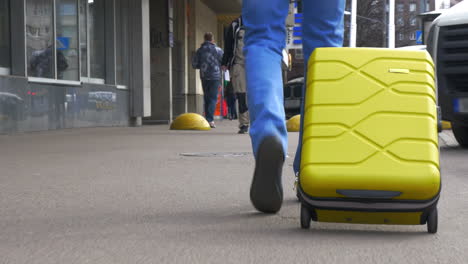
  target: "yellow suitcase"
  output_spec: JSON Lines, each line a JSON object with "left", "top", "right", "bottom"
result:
{"left": 298, "top": 48, "right": 441, "bottom": 233}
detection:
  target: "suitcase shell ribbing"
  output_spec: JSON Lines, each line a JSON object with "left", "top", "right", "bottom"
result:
{"left": 299, "top": 48, "right": 440, "bottom": 225}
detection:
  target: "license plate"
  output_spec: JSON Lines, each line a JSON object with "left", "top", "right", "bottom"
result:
{"left": 454, "top": 98, "right": 468, "bottom": 113}
{"left": 284, "top": 100, "right": 300, "bottom": 109}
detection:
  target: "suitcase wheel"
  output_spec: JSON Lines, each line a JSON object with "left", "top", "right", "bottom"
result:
{"left": 427, "top": 208, "right": 438, "bottom": 234}
{"left": 300, "top": 203, "right": 312, "bottom": 229}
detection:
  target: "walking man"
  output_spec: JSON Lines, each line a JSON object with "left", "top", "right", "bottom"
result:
{"left": 222, "top": 17, "right": 250, "bottom": 134}
{"left": 192, "top": 32, "right": 224, "bottom": 128}
{"left": 243, "top": 1, "right": 345, "bottom": 213}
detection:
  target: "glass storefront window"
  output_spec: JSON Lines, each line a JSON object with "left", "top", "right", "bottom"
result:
{"left": 26, "top": 0, "right": 55, "bottom": 79}
{"left": 23, "top": 0, "right": 110, "bottom": 83}
{"left": 0, "top": 0, "right": 10, "bottom": 74}
{"left": 79, "top": 0, "right": 87, "bottom": 78}
{"left": 56, "top": 0, "right": 79, "bottom": 81}
{"left": 88, "top": 0, "right": 106, "bottom": 81}
{"left": 115, "top": 0, "right": 129, "bottom": 86}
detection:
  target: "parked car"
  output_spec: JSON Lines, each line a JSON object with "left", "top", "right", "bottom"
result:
{"left": 0, "top": 92, "right": 25, "bottom": 123}
{"left": 426, "top": 0, "right": 468, "bottom": 147}
{"left": 284, "top": 77, "right": 303, "bottom": 119}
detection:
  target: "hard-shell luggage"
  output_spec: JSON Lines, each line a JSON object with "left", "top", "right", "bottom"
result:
{"left": 298, "top": 48, "right": 441, "bottom": 233}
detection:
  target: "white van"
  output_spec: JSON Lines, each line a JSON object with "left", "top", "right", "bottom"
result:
{"left": 426, "top": 0, "right": 468, "bottom": 147}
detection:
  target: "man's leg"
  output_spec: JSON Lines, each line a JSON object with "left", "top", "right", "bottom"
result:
{"left": 292, "top": 0, "right": 346, "bottom": 175}
{"left": 202, "top": 80, "right": 209, "bottom": 120}
{"left": 236, "top": 92, "right": 249, "bottom": 133}
{"left": 232, "top": 97, "right": 238, "bottom": 119}
{"left": 226, "top": 96, "right": 232, "bottom": 119}
{"left": 233, "top": 64, "right": 249, "bottom": 133}
{"left": 243, "top": 0, "right": 289, "bottom": 213}
{"left": 228, "top": 95, "right": 237, "bottom": 119}
{"left": 243, "top": 0, "right": 289, "bottom": 157}
{"left": 206, "top": 80, "right": 219, "bottom": 124}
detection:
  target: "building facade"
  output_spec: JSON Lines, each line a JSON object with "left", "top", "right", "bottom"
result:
{"left": 342, "top": 0, "right": 436, "bottom": 48}
{"left": 0, "top": 0, "right": 241, "bottom": 133}
{"left": 395, "top": 0, "right": 436, "bottom": 47}
{"left": 287, "top": 0, "right": 438, "bottom": 82}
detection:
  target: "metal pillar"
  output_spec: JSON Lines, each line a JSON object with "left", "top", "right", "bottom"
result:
{"left": 350, "top": 0, "right": 357, "bottom": 47}
{"left": 388, "top": 0, "right": 395, "bottom": 48}
{"left": 129, "top": 0, "right": 152, "bottom": 119}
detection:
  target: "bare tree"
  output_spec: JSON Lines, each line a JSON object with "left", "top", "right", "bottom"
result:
{"left": 356, "top": 0, "right": 387, "bottom": 47}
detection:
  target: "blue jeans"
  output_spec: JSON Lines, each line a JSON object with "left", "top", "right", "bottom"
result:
{"left": 242, "top": 0, "right": 345, "bottom": 173}
{"left": 202, "top": 79, "right": 220, "bottom": 122}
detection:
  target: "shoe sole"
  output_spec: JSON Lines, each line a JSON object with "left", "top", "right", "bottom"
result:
{"left": 250, "top": 136, "right": 284, "bottom": 214}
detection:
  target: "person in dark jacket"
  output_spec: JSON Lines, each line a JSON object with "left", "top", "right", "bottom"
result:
{"left": 30, "top": 45, "right": 68, "bottom": 79}
{"left": 222, "top": 16, "right": 250, "bottom": 134}
{"left": 192, "top": 32, "right": 224, "bottom": 128}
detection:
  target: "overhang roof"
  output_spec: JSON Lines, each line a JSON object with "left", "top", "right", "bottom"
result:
{"left": 201, "top": 0, "right": 242, "bottom": 14}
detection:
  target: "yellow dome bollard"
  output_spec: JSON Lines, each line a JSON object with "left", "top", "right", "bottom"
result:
{"left": 287, "top": 115, "right": 301, "bottom": 132}
{"left": 170, "top": 113, "right": 211, "bottom": 130}
{"left": 442, "top": 121, "right": 452, "bottom": 130}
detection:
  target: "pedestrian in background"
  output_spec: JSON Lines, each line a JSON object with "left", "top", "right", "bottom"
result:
{"left": 222, "top": 16, "right": 249, "bottom": 134}
{"left": 243, "top": 0, "right": 345, "bottom": 213}
{"left": 192, "top": 32, "right": 224, "bottom": 128}
{"left": 224, "top": 77, "right": 238, "bottom": 120}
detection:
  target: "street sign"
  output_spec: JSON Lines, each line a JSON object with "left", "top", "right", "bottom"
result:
{"left": 56, "top": 37, "right": 70, "bottom": 50}
{"left": 287, "top": 7, "right": 303, "bottom": 49}
{"left": 416, "top": 30, "right": 423, "bottom": 44}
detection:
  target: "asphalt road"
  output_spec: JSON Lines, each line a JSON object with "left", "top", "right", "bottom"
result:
{"left": 1, "top": 122, "right": 467, "bottom": 264}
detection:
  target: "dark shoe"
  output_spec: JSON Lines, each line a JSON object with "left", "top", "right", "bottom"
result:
{"left": 238, "top": 125, "right": 249, "bottom": 134}
{"left": 250, "top": 136, "right": 284, "bottom": 214}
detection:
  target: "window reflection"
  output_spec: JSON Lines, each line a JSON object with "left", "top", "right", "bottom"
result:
{"left": 116, "top": 0, "right": 129, "bottom": 85}
{"left": 26, "top": 0, "right": 55, "bottom": 79}
{"left": 79, "top": 0, "right": 88, "bottom": 78}
{"left": 89, "top": 0, "right": 106, "bottom": 80}
{"left": 0, "top": 0, "right": 10, "bottom": 74}
{"left": 0, "top": 92, "right": 24, "bottom": 124}
{"left": 24, "top": 0, "right": 109, "bottom": 82}
{"left": 88, "top": 91, "right": 116, "bottom": 111}
{"left": 57, "top": 0, "right": 79, "bottom": 80}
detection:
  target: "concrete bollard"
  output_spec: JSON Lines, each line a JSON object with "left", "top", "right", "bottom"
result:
{"left": 287, "top": 115, "right": 301, "bottom": 132}
{"left": 170, "top": 113, "right": 211, "bottom": 131}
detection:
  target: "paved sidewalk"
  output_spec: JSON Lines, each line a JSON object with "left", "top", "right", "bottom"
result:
{"left": 1, "top": 121, "right": 467, "bottom": 263}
